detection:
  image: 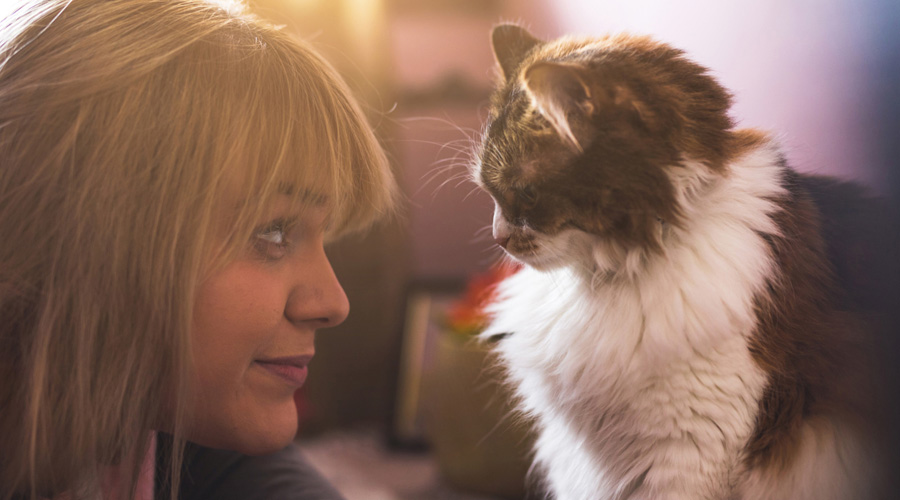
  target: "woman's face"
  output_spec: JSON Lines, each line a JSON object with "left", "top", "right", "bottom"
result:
{"left": 186, "top": 193, "right": 349, "bottom": 454}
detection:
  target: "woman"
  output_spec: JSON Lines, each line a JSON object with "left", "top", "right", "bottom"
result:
{"left": 0, "top": 0, "right": 397, "bottom": 498}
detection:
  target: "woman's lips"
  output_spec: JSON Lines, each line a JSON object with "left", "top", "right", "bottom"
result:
{"left": 255, "top": 355, "right": 313, "bottom": 387}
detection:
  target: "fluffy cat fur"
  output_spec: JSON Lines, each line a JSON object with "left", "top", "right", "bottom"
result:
{"left": 473, "top": 25, "right": 890, "bottom": 500}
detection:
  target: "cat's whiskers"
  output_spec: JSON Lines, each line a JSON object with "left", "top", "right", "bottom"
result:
{"left": 398, "top": 118, "right": 485, "bottom": 172}
{"left": 461, "top": 184, "right": 488, "bottom": 202}
{"left": 414, "top": 167, "right": 458, "bottom": 198}
{"left": 472, "top": 224, "right": 494, "bottom": 242}
{"left": 392, "top": 114, "right": 481, "bottom": 135}
{"left": 392, "top": 114, "right": 485, "bottom": 196}
{"left": 475, "top": 248, "right": 515, "bottom": 270}
{"left": 414, "top": 151, "right": 479, "bottom": 198}
{"left": 433, "top": 168, "right": 482, "bottom": 198}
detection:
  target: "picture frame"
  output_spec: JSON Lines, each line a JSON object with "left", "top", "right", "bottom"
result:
{"left": 390, "top": 279, "right": 465, "bottom": 449}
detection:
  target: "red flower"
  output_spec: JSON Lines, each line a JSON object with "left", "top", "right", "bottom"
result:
{"left": 444, "top": 261, "right": 521, "bottom": 336}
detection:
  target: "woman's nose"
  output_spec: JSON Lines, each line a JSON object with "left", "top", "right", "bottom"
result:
{"left": 284, "top": 249, "right": 349, "bottom": 329}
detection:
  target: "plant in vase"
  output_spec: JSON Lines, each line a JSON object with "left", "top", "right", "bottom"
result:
{"left": 425, "top": 261, "right": 535, "bottom": 499}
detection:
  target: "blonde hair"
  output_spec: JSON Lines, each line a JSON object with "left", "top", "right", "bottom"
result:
{"left": 0, "top": 0, "right": 397, "bottom": 498}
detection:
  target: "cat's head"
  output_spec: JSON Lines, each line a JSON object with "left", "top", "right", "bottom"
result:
{"left": 474, "top": 25, "right": 737, "bottom": 272}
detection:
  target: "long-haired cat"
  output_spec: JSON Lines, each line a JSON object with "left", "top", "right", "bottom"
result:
{"left": 473, "top": 24, "right": 892, "bottom": 500}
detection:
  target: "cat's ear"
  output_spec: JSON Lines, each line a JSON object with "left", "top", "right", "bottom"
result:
{"left": 492, "top": 24, "right": 542, "bottom": 81}
{"left": 522, "top": 61, "right": 593, "bottom": 151}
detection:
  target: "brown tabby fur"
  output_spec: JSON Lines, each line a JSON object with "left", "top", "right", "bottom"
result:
{"left": 746, "top": 168, "right": 878, "bottom": 472}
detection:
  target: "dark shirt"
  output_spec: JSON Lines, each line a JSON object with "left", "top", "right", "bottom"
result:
{"left": 155, "top": 434, "right": 345, "bottom": 500}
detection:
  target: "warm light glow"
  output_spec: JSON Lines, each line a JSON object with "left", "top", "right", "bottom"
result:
{"left": 208, "top": 0, "right": 245, "bottom": 15}
{"left": 289, "top": 0, "right": 324, "bottom": 9}
{"left": 343, "top": 0, "right": 385, "bottom": 71}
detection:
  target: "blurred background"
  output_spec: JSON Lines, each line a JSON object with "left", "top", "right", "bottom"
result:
{"left": 241, "top": 0, "right": 899, "bottom": 498}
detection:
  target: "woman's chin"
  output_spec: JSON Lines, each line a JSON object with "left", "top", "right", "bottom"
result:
{"left": 185, "top": 401, "right": 299, "bottom": 455}
{"left": 235, "top": 411, "right": 299, "bottom": 455}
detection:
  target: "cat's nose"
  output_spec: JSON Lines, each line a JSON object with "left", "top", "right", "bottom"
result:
{"left": 492, "top": 204, "right": 512, "bottom": 249}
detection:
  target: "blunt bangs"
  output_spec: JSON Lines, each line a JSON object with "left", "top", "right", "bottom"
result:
{"left": 192, "top": 24, "right": 397, "bottom": 257}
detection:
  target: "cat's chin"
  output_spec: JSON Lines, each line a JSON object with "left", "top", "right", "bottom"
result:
{"left": 503, "top": 229, "right": 596, "bottom": 272}
{"left": 505, "top": 251, "right": 570, "bottom": 272}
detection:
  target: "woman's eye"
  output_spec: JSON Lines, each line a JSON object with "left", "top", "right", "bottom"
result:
{"left": 253, "top": 220, "right": 292, "bottom": 260}
{"left": 257, "top": 228, "right": 285, "bottom": 245}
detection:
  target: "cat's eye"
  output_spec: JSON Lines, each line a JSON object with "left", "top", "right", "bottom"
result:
{"left": 520, "top": 185, "right": 538, "bottom": 205}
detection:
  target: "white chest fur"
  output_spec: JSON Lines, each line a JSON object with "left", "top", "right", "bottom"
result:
{"left": 487, "top": 267, "right": 768, "bottom": 499}
{"left": 483, "top": 145, "right": 788, "bottom": 499}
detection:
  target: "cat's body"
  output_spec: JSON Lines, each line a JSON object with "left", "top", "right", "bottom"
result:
{"left": 474, "top": 25, "right": 888, "bottom": 500}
